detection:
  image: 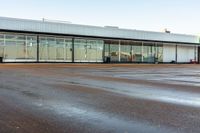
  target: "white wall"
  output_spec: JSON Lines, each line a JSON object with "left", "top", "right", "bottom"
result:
{"left": 163, "top": 44, "right": 176, "bottom": 62}
{"left": 163, "top": 44, "right": 197, "bottom": 63}
{"left": 177, "top": 45, "right": 196, "bottom": 62}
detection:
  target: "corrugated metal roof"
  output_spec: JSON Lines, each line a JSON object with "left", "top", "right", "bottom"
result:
{"left": 0, "top": 16, "right": 199, "bottom": 44}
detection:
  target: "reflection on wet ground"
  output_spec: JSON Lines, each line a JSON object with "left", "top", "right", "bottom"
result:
{"left": 0, "top": 64, "right": 200, "bottom": 133}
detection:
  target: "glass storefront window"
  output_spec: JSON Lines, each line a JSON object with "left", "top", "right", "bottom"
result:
{"left": 26, "top": 36, "right": 37, "bottom": 60}
{"left": 5, "top": 34, "right": 17, "bottom": 60}
{"left": 74, "top": 39, "right": 86, "bottom": 62}
{"left": 2, "top": 33, "right": 37, "bottom": 61}
{"left": 104, "top": 40, "right": 143, "bottom": 63}
{"left": 120, "top": 41, "right": 132, "bottom": 62}
{"left": 15, "top": 35, "right": 26, "bottom": 60}
{"left": 39, "top": 37, "right": 48, "bottom": 61}
{"left": 0, "top": 32, "right": 165, "bottom": 63}
{"left": 47, "top": 37, "right": 57, "bottom": 60}
{"left": 132, "top": 42, "right": 142, "bottom": 62}
{"left": 143, "top": 42, "right": 155, "bottom": 63}
{"left": 56, "top": 38, "right": 65, "bottom": 60}
{"left": 96, "top": 40, "right": 104, "bottom": 62}
{"left": 109, "top": 40, "right": 120, "bottom": 62}
{"left": 85, "top": 40, "right": 97, "bottom": 61}
{"left": 0, "top": 34, "right": 4, "bottom": 57}
{"left": 0, "top": 34, "right": 4, "bottom": 41}
{"left": 74, "top": 38, "right": 103, "bottom": 62}
{"left": 39, "top": 36, "right": 72, "bottom": 62}
{"left": 64, "top": 39, "right": 72, "bottom": 61}
{"left": 104, "top": 40, "right": 110, "bottom": 62}
{"left": 155, "top": 43, "right": 163, "bottom": 62}
{"left": 120, "top": 41, "right": 143, "bottom": 62}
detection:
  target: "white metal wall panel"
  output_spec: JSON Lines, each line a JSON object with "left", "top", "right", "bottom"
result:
{"left": 177, "top": 45, "right": 195, "bottom": 62}
{"left": 163, "top": 44, "right": 176, "bottom": 62}
{"left": 0, "top": 17, "right": 199, "bottom": 44}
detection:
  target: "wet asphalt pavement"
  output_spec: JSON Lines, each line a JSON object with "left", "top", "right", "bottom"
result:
{"left": 0, "top": 64, "right": 200, "bottom": 133}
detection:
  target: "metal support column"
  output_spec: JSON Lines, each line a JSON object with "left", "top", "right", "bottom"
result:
{"left": 131, "top": 42, "right": 133, "bottom": 62}
{"left": 198, "top": 46, "right": 200, "bottom": 64}
{"left": 142, "top": 42, "right": 144, "bottom": 62}
{"left": 25, "top": 36, "right": 28, "bottom": 59}
{"left": 3, "top": 34, "right": 5, "bottom": 60}
{"left": 194, "top": 45, "right": 197, "bottom": 62}
{"left": 37, "top": 35, "right": 39, "bottom": 62}
{"left": 72, "top": 38, "right": 75, "bottom": 63}
{"left": 118, "top": 40, "right": 121, "bottom": 62}
{"left": 175, "top": 44, "right": 178, "bottom": 63}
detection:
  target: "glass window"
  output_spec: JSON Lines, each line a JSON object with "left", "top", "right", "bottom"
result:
{"left": 15, "top": 35, "right": 26, "bottom": 60}
{"left": 131, "top": 41, "right": 142, "bottom": 62}
{"left": 96, "top": 40, "right": 104, "bottom": 62}
{"left": 39, "top": 37, "right": 48, "bottom": 61}
{"left": 4, "top": 34, "right": 17, "bottom": 60}
{"left": 26, "top": 36, "right": 37, "bottom": 60}
{"left": 74, "top": 39, "right": 86, "bottom": 62}
{"left": 0, "top": 34, "right": 4, "bottom": 46}
{"left": 2, "top": 33, "right": 37, "bottom": 61}
{"left": 39, "top": 36, "right": 72, "bottom": 62}
{"left": 55, "top": 38, "right": 72, "bottom": 61}
{"left": 155, "top": 43, "right": 163, "bottom": 62}
{"left": 39, "top": 36, "right": 57, "bottom": 61}
{"left": 143, "top": 42, "right": 155, "bottom": 63}
{"left": 0, "top": 34, "right": 4, "bottom": 57}
{"left": 104, "top": 40, "right": 142, "bottom": 63}
{"left": 109, "top": 40, "right": 120, "bottom": 62}
{"left": 64, "top": 38, "right": 72, "bottom": 61}
{"left": 56, "top": 38, "right": 65, "bottom": 60}
{"left": 0, "top": 34, "right": 4, "bottom": 43}
{"left": 74, "top": 38, "right": 103, "bottom": 62}
{"left": 47, "top": 37, "right": 56, "bottom": 60}
{"left": 120, "top": 41, "right": 132, "bottom": 62}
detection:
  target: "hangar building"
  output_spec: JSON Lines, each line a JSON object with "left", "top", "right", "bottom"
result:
{"left": 0, "top": 17, "right": 199, "bottom": 63}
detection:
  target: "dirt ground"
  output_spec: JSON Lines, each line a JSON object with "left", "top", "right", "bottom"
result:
{"left": 0, "top": 64, "right": 200, "bottom": 133}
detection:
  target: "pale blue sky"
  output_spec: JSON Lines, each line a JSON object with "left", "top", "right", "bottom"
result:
{"left": 0, "top": 0, "right": 199, "bottom": 35}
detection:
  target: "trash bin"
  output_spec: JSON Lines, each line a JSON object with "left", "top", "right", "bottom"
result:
{"left": 105, "top": 57, "right": 110, "bottom": 63}
{"left": 0, "top": 57, "right": 3, "bottom": 63}
{"left": 170, "top": 60, "right": 176, "bottom": 64}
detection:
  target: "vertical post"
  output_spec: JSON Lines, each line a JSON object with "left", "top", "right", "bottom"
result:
{"left": 85, "top": 40, "right": 87, "bottom": 61}
{"left": 108, "top": 42, "right": 111, "bottom": 63}
{"left": 103, "top": 41, "right": 105, "bottom": 62}
{"left": 175, "top": 44, "right": 178, "bottom": 63}
{"left": 46, "top": 37, "right": 48, "bottom": 61}
{"left": 198, "top": 46, "right": 200, "bottom": 64}
{"left": 3, "top": 34, "right": 5, "bottom": 59}
{"left": 55, "top": 38, "right": 57, "bottom": 61}
{"left": 151, "top": 44, "right": 153, "bottom": 63}
{"left": 64, "top": 39, "right": 66, "bottom": 61}
{"left": 72, "top": 38, "right": 75, "bottom": 63}
{"left": 142, "top": 42, "right": 144, "bottom": 62}
{"left": 25, "top": 35, "right": 28, "bottom": 59}
{"left": 131, "top": 42, "right": 133, "bottom": 62}
{"left": 37, "top": 35, "right": 39, "bottom": 62}
{"left": 154, "top": 42, "right": 156, "bottom": 63}
{"left": 109, "top": 43, "right": 111, "bottom": 57}
{"left": 194, "top": 45, "right": 197, "bottom": 62}
{"left": 118, "top": 40, "right": 121, "bottom": 62}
